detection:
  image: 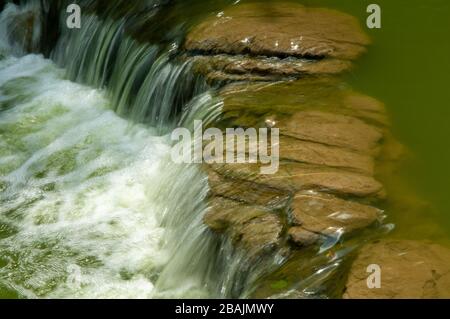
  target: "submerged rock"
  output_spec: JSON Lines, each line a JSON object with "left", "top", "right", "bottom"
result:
{"left": 279, "top": 111, "right": 383, "bottom": 154}
{"left": 344, "top": 240, "right": 450, "bottom": 298}
{"left": 198, "top": 70, "right": 394, "bottom": 297}
{"left": 219, "top": 77, "right": 389, "bottom": 129}
{"left": 184, "top": 2, "right": 369, "bottom": 82}
{"left": 211, "top": 162, "right": 385, "bottom": 199}
{"left": 181, "top": 1, "right": 413, "bottom": 298}
{"left": 204, "top": 197, "right": 284, "bottom": 255}
{"left": 278, "top": 136, "right": 375, "bottom": 175}
{"left": 200, "top": 70, "right": 390, "bottom": 270}
{"left": 207, "top": 169, "right": 291, "bottom": 208}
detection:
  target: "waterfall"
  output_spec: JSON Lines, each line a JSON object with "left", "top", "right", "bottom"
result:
{"left": 0, "top": 1, "right": 269, "bottom": 299}
{"left": 52, "top": 8, "right": 208, "bottom": 130}
{"left": 2, "top": 0, "right": 354, "bottom": 301}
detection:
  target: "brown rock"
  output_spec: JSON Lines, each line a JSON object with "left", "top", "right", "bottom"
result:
{"left": 211, "top": 162, "right": 385, "bottom": 199}
{"left": 204, "top": 197, "right": 283, "bottom": 254}
{"left": 185, "top": 3, "right": 370, "bottom": 60}
{"left": 217, "top": 111, "right": 383, "bottom": 155}
{"left": 344, "top": 240, "right": 450, "bottom": 298}
{"left": 238, "top": 214, "right": 284, "bottom": 253}
{"left": 184, "top": 2, "right": 369, "bottom": 82}
{"left": 214, "top": 133, "right": 375, "bottom": 175}
{"left": 288, "top": 191, "right": 382, "bottom": 246}
{"left": 190, "top": 54, "right": 353, "bottom": 83}
{"left": 279, "top": 136, "right": 375, "bottom": 175}
{"left": 344, "top": 92, "right": 389, "bottom": 126}
{"left": 281, "top": 111, "right": 383, "bottom": 154}
{"left": 218, "top": 77, "right": 389, "bottom": 131}
{"left": 207, "top": 169, "right": 291, "bottom": 208}
{"left": 288, "top": 227, "right": 320, "bottom": 247}
{"left": 204, "top": 197, "right": 267, "bottom": 232}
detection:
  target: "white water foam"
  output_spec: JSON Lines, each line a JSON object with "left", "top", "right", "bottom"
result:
{"left": 0, "top": 53, "right": 210, "bottom": 298}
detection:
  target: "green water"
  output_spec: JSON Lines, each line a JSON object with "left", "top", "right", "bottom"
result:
{"left": 306, "top": 0, "right": 450, "bottom": 238}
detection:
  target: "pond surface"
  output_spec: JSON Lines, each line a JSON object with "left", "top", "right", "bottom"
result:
{"left": 312, "top": 0, "right": 450, "bottom": 239}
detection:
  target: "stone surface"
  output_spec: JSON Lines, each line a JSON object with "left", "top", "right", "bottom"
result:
{"left": 280, "top": 111, "right": 383, "bottom": 154}
{"left": 219, "top": 77, "right": 388, "bottom": 130}
{"left": 189, "top": 54, "right": 353, "bottom": 83}
{"left": 209, "top": 132, "right": 375, "bottom": 175}
{"left": 204, "top": 197, "right": 284, "bottom": 254}
{"left": 207, "top": 168, "right": 291, "bottom": 208}
{"left": 344, "top": 240, "right": 450, "bottom": 298}
{"left": 288, "top": 191, "right": 383, "bottom": 247}
{"left": 205, "top": 197, "right": 267, "bottom": 233}
{"left": 185, "top": 3, "right": 370, "bottom": 60}
{"left": 279, "top": 136, "right": 375, "bottom": 175}
{"left": 184, "top": 2, "right": 369, "bottom": 82}
{"left": 211, "top": 162, "right": 385, "bottom": 199}
{"left": 288, "top": 227, "right": 320, "bottom": 247}
{"left": 185, "top": 2, "right": 397, "bottom": 291}
{"left": 201, "top": 72, "right": 388, "bottom": 277}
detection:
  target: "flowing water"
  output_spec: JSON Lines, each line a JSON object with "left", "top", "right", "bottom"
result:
{"left": 1, "top": 0, "right": 450, "bottom": 298}
{"left": 0, "top": 1, "right": 226, "bottom": 298}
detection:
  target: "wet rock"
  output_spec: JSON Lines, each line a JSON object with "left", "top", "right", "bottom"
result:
{"left": 279, "top": 137, "right": 375, "bottom": 175}
{"left": 205, "top": 197, "right": 284, "bottom": 254}
{"left": 205, "top": 197, "right": 268, "bottom": 232}
{"left": 185, "top": 3, "right": 369, "bottom": 60}
{"left": 190, "top": 54, "right": 353, "bottom": 83}
{"left": 201, "top": 76, "right": 388, "bottom": 271}
{"left": 185, "top": 2, "right": 369, "bottom": 82}
{"left": 288, "top": 191, "right": 383, "bottom": 247}
{"left": 280, "top": 111, "right": 383, "bottom": 154}
{"left": 344, "top": 240, "right": 450, "bottom": 298}
{"left": 187, "top": 3, "right": 391, "bottom": 277}
{"left": 210, "top": 131, "right": 375, "bottom": 175}
{"left": 207, "top": 169, "right": 291, "bottom": 208}
{"left": 238, "top": 214, "right": 284, "bottom": 253}
{"left": 250, "top": 246, "right": 353, "bottom": 299}
{"left": 288, "top": 228, "right": 320, "bottom": 248}
{"left": 344, "top": 92, "right": 390, "bottom": 127}
{"left": 219, "top": 77, "right": 389, "bottom": 129}
{"left": 211, "top": 162, "right": 385, "bottom": 199}
{"left": 182, "top": 1, "right": 414, "bottom": 299}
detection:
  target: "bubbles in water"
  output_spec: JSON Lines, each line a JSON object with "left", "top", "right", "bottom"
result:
{"left": 0, "top": 54, "right": 208, "bottom": 298}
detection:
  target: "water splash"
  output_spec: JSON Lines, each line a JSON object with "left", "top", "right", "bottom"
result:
{"left": 0, "top": 51, "right": 222, "bottom": 298}
{"left": 0, "top": 2, "right": 286, "bottom": 299}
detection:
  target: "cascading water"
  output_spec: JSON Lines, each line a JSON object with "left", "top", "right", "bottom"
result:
{"left": 0, "top": 1, "right": 206, "bottom": 298}
{"left": 0, "top": 1, "right": 272, "bottom": 299}
{"left": 0, "top": 53, "right": 172, "bottom": 298}
{"left": 52, "top": 9, "right": 207, "bottom": 130}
